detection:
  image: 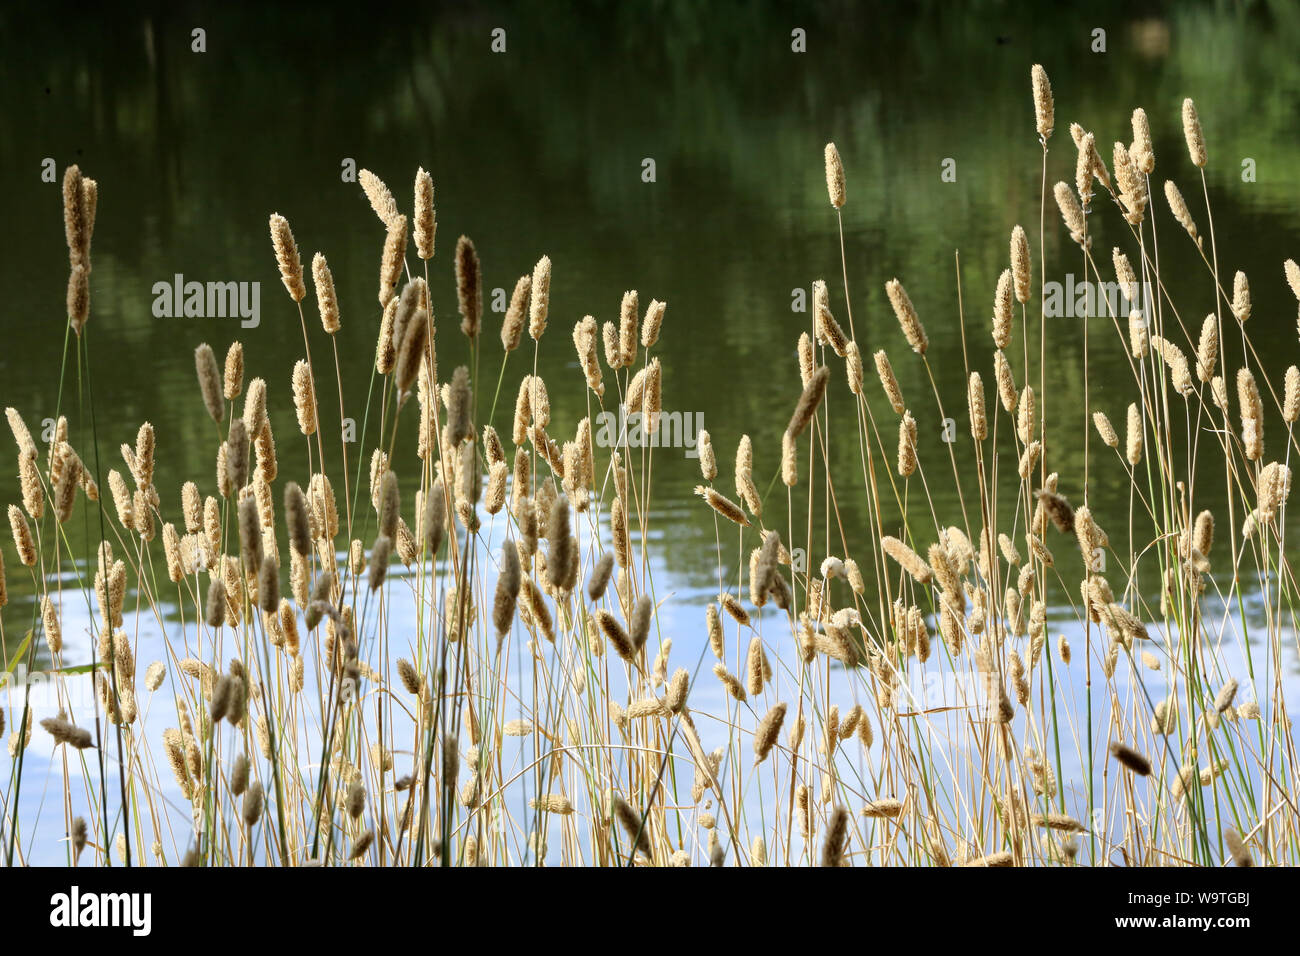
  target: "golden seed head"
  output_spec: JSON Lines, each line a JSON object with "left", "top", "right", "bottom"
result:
{"left": 601, "top": 320, "right": 620, "bottom": 369}
{"left": 695, "top": 485, "right": 749, "bottom": 527}
{"left": 1196, "top": 315, "right": 1218, "bottom": 382}
{"left": 242, "top": 378, "right": 267, "bottom": 441}
{"left": 880, "top": 535, "right": 931, "bottom": 584}
{"left": 885, "top": 278, "right": 928, "bottom": 354}
{"left": 66, "top": 265, "right": 89, "bottom": 333}
{"left": 824, "top": 142, "right": 846, "bottom": 208}
{"left": 994, "top": 349, "right": 1017, "bottom": 413}
{"left": 312, "top": 252, "right": 341, "bottom": 334}
{"left": 1284, "top": 366, "right": 1300, "bottom": 423}
{"left": 1075, "top": 131, "right": 1096, "bottom": 210}
{"left": 1053, "top": 182, "right": 1089, "bottom": 249}
{"left": 6, "top": 408, "right": 36, "bottom": 457}
{"left": 845, "top": 340, "right": 864, "bottom": 395}
{"left": 821, "top": 806, "right": 849, "bottom": 866}
{"left": 454, "top": 235, "right": 481, "bottom": 338}
{"left": 897, "top": 410, "right": 917, "bottom": 477}
{"left": 1010, "top": 225, "right": 1031, "bottom": 304}
{"left": 1151, "top": 336, "right": 1194, "bottom": 398}
{"left": 502, "top": 275, "right": 531, "bottom": 352}
{"left": 1182, "top": 97, "right": 1207, "bottom": 168}
{"left": 992, "top": 269, "right": 1013, "bottom": 349}
{"left": 359, "top": 168, "right": 399, "bottom": 226}
{"left": 813, "top": 282, "right": 848, "bottom": 357}
{"left": 269, "top": 213, "right": 305, "bottom": 302}
{"left": 967, "top": 372, "right": 987, "bottom": 441}
{"left": 1128, "top": 310, "right": 1149, "bottom": 360}
{"left": 19, "top": 450, "right": 44, "bottom": 520}
{"left": 1232, "top": 271, "right": 1250, "bottom": 322}
{"left": 9, "top": 504, "right": 36, "bottom": 566}
{"left": 40, "top": 716, "right": 93, "bottom": 749}
{"left": 63, "top": 164, "right": 90, "bottom": 267}
{"left": 1113, "top": 141, "right": 1148, "bottom": 223}
{"left": 414, "top": 166, "right": 436, "bottom": 259}
{"left": 193, "top": 343, "right": 224, "bottom": 423}
{"left": 1285, "top": 259, "right": 1300, "bottom": 302}
{"left": 1031, "top": 64, "right": 1053, "bottom": 141}
{"left": 292, "top": 360, "right": 317, "bottom": 436}
{"left": 1126, "top": 403, "right": 1143, "bottom": 466}
{"left": 787, "top": 366, "right": 830, "bottom": 439}
{"left": 573, "top": 316, "right": 605, "bottom": 398}
{"left": 619, "top": 290, "right": 639, "bottom": 367}
{"left": 1109, "top": 741, "right": 1152, "bottom": 776}
{"left": 1224, "top": 829, "right": 1253, "bottom": 867}
{"left": 697, "top": 428, "right": 717, "bottom": 482}
{"left": 641, "top": 298, "right": 666, "bottom": 349}
{"left": 735, "top": 434, "right": 761, "bottom": 517}
{"left": 529, "top": 254, "right": 551, "bottom": 341}
{"left": 378, "top": 213, "right": 408, "bottom": 308}
{"left": 1131, "top": 107, "right": 1155, "bottom": 174}
{"left": 873, "top": 350, "right": 905, "bottom": 414}
{"left": 1093, "top": 411, "right": 1117, "bottom": 448}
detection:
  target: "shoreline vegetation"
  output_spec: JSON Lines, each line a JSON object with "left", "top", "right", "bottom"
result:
{"left": 1, "top": 66, "right": 1295, "bottom": 867}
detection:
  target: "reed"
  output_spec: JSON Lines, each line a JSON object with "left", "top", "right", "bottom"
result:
{"left": 4, "top": 76, "right": 1295, "bottom": 873}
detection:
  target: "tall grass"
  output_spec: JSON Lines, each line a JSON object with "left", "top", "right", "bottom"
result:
{"left": 0, "top": 70, "right": 1294, "bottom": 867}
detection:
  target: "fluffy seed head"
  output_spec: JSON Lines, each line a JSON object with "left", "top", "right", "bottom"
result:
{"left": 992, "top": 269, "right": 1013, "bottom": 349}
{"left": 1131, "top": 107, "right": 1154, "bottom": 173}
{"left": 1284, "top": 366, "right": 1300, "bottom": 423}
{"left": 824, "top": 142, "right": 846, "bottom": 208}
{"left": 1165, "top": 180, "right": 1200, "bottom": 247}
{"left": 1182, "top": 98, "right": 1207, "bottom": 168}
{"left": 292, "top": 360, "right": 317, "bottom": 436}
{"left": 787, "top": 366, "right": 830, "bottom": 439}
{"left": 378, "top": 214, "right": 408, "bottom": 307}
{"left": 967, "top": 373, "right": 987, "bottom": 441}
{"left": 697, "top": 429, "right": 717, "bottom": 482}
{"left": 1195, "top": 315, "right": 1218, "bottom": 382}
{"left": 1031, "top": 64, "right": 1053, "bottom": 141}
{"left": 641, "top": 299, "right": 666, "bottom": 348}
{"left": 414, "top": 167, "right": 436, "bottom": 259}
{"left": 1126, "top": 403, "right": 1143, "bottom": 466}
{"left": 897, "top": 411, "right": 917, "bottom": 477}
{"left": 880, "top": 536, "right": 932, "bottom": 584}
{"left": 1109, "top": 741, "right": 1152, "bottom": 776}
{"left": 359, "top": 169, "right": 399, "bottom": 226}
{"left": 1010, "top": 225, "right": 1031, "bottom": 304}
{"left": 885, "top": 279, "right": 928, "bottom": 354}
{"left": 501, "top": 274, "right": 530, "bottom": 352}
{"left": 40, "top": 716, "right": 93, "bottom": 749}
{"left": 1093, "top": 411, "right": 1117, "bottom": 448}
{"left": 195, "top": 344, "right": 225, "bottom": 423}
{"left": 455, "top": 235, "right": 482, "bottom": 338}
{"left": 312, "top": 253, "right": 341, "bottom": 334}
{"left": 874, "top": 350, "right": 905, "bottom": 414}
{"left": 225, "top": 412, "right": 251, "bottom": 490}
{"left": 528, "top": 255, "right": 551, "bottom": 341}
{"left": 1286, "top": 259, "right": 1300, "bottom": 302}
{"left": 493, "top": 544, "right": 522, "bottom": 640}
{"left": 821, "top": 806, "right": 850, "bottom": 867}
{"left": 1232, "top": 271, "right": 1250, "bottom": 322}
{"left": 269, "top": 213, "right": 305, "bottom": 302}
{"left": 1053, "top": 182, "right": 1089, "bottom": 249}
